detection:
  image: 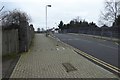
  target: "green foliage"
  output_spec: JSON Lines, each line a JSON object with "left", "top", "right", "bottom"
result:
{"left": 112, "top": 15, "right": 120, "bottom": 26}
{"left": 1, "top": 9, "right": 31, "bottom": 30}
{"left": 37, "top": 28, "right": 40, "bottom": 32}
{"left": 58, "top": 19, "right": 98, "bottom": 31}
{"left": 58, "top": 21, "right": 64, "bottom": 30}
{"left": 116, "top": 15, "right": 120, "bottom": 25}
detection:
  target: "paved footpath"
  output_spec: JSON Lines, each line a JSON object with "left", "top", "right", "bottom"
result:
{"left": 10, "top": 34, "right": 119, "bottom": 78}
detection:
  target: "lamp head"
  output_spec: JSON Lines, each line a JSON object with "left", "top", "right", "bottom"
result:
{"left": 47, "top": 5, "right": 51, "bottom": 7}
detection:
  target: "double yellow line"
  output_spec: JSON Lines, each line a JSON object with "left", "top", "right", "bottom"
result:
{"left": 74, "top": 48, "right": 120, "bottom": 74}
{"left": 50, "top": 34, "right": 120, "bottom": 75}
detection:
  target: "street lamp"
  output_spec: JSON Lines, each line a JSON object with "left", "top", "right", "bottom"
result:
{"left": 46, "top": 5, "right": 51, "bottom": 31}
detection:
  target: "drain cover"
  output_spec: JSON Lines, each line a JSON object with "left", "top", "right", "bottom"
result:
{"left": 62, "top": 63, "right": 77, "bottom": 73}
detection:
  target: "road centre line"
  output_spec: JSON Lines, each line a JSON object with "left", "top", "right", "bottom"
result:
{"left": 62, "top": 38, "right": 117, "bottom": 50}
{"left": 98, "top": 43, "right": 118, "bottom": 50}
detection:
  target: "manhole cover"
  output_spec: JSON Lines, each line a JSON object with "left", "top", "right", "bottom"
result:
{"left": 62, "top": 63, "right": 77, "bottom": 73}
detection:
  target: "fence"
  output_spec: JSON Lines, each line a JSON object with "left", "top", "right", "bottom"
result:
{"left": 78, "top": 30, "right": 119, "bottom": 38}
{"left": 18, "top": 22, "right": 34, "bottom": 53}
{"left": 0, "top": 28, "right": 2, "bottom": 57}
{"left": 2, "top": 29, "right": 19, "bottom": 55}
{"left": 2, "top": 23, "right": 34, "bottom": 56}
{"left": 62, "top": 26, "right": 119, "bottom": 39}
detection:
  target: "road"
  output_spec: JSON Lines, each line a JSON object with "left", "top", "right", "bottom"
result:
{"left": 54, "top": 33, "right": 119, "bottom": 68}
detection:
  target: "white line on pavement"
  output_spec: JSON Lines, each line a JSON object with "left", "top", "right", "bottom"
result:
{"left": 56, "top": 48, "right": 59, "bottom": 50}
{"left": 62, "top": 47, "right": 65, "bottom": 50}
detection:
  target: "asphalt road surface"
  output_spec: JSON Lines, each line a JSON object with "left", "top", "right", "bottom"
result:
{"left": 54, "top": 33, "right": 119, "bottom": 68}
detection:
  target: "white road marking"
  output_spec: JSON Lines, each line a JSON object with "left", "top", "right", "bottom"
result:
{"left": 56, "top": 48, "right": 59, "bottom": 50}
{"left": 98, "top": 43, "right": 118, "bottom": 50}
{"left": 69, "top": 33, "right": 78, "bottom": 35}
{"left": 61, "top": 37, "right": 117, "bottom": 50}
{"left": 56, "top": 38, "right": 60, "bottom": 41}
{"left": 103, "top": 40, "right": 106, "bottom": 41}
{"left": 115, "top": 42, "right": 119, "bottom": 45}
{"left": 68, "top": 39, "right": 72, "bottom": 40}
{"left": 62, "top": 38, "right": 80, "bottom": 41}
{"left": 74, "top": 34, "right": 79, "bottom": 35}
{"left": 62, "top": 47, "right": 65, "bottom": 50}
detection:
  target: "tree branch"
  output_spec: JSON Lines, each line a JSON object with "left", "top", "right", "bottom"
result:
{"left": 0, "top": 6, "right": 4, "bottom": 12}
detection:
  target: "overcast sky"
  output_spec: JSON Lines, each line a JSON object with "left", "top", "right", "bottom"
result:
{"left": 0, "top": 0, "right": 105, "bottom": 30}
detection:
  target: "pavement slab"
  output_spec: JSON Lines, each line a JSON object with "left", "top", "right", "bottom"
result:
{"left": 10, "top": 34, "right": 119, "bottom": 78}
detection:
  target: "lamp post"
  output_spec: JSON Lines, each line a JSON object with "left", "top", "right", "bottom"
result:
{"left": 46, "top": 5, "right": 51, "bottom": 31}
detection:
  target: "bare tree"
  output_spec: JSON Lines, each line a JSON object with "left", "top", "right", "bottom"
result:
{"left": 73, "top": 16, "right": 83, "bottom": 23}
{"left": 0, "top": 6, "right": 4, "bottom": 22}
{"left": 1, "top": 9, "right": 31, "bottom": 29}
{"left": 0, "top": 6, "right": 4, "bottom": 12}
{"left": 99, "top": 0, "right": 120, "bottom": 26}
